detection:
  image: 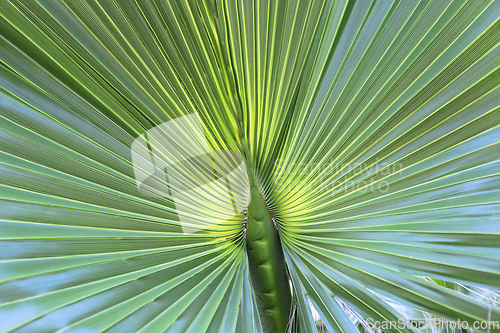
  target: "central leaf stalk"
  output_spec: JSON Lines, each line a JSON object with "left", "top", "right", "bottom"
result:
{"left": 239, "top": 138, "right": 292, "bottom": 333}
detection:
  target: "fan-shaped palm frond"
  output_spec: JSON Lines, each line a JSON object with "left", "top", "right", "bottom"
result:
{"left": 1, "top": 0, "right": 500, "bottom": 332}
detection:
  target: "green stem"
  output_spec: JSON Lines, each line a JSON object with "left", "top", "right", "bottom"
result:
{"left": 246, "top": 182, "right": 292, "bottom": 332}
{"left": 239, "top": 137, "right": 292, "bottom": 332}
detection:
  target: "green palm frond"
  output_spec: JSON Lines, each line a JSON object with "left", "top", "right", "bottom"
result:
{"left": 1, "top": 0, "right": 500, "bottom": 332}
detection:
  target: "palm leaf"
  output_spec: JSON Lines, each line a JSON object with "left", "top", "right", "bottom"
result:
{"left": 1, "top": 0, "right": 500, "bottom": 332}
